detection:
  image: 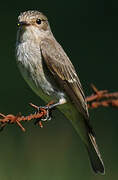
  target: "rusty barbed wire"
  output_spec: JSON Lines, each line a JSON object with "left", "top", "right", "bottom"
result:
{"left": 0, "top": 104, "right": 46, "bottom": 132}
{"left": 86, "top": 84, "right": 118, "bottom": 108}
{"left": 0, "top": 85, "right": 118, "bottom": 132}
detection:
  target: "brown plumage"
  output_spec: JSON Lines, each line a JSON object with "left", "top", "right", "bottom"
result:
{"left": 16, "top": 10, "right": 105, "bottom": 174}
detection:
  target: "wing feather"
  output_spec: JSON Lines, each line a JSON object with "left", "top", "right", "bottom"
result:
{"left": 40, "top": 38, "right": 89, "bottom": 119}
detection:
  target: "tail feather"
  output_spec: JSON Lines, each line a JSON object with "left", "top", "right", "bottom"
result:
{"left": 86, "top": 133, "right": 105, "bottom": 174}
{"left": 59, "top": 104, "right": 105, "bottom": 174}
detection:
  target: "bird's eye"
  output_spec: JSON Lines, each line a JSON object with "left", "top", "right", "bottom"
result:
{"left": 17, "top": 23, "right": 21, "bottom": 27}
{"left": 36, "top": 19, "right": 42, "bottom": 25}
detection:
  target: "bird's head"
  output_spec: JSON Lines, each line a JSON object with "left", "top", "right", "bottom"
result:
{"left": 17, "top": 10, "right": 52, "bottom": 42}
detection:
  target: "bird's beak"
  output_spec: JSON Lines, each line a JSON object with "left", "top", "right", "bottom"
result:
{"left": 17, "top": 21, "right": 29, "bottom": 27}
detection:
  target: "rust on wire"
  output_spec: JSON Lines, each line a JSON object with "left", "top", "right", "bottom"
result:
{"left": 86, "top": 84, "right": 118, "bottom": 108}
{"left": 0, "top": 104, "right": 47, "bottom": 132}
{"left": 0, "top": 85, "right": 118, "bottom": 132}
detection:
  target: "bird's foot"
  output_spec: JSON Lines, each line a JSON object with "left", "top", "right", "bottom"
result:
{"left": 38, "top": 106, "right": 52, "bottom": 121}
{"left": 30, "top": 101, "right": 55, "bottom": 127}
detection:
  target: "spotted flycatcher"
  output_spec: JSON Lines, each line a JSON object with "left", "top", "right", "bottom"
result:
{"left": 16, "top": 10, "right": 105, "bottom": 174}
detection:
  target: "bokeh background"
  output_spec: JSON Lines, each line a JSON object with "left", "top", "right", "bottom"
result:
{"left": 0, "top": 0, "right": 118, "bottom": 179}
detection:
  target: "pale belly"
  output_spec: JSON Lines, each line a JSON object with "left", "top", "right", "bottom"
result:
{"left": 16, "top": 42, "right": 65, "bottom": 103}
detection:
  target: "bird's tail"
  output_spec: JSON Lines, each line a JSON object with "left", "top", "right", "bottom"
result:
{"left": 86, "top": 132, "right": 105, "bottom": 174}
{"left": 74, "top": 115, "right": 105, "bottom": 174}
{"left": 60, "top": 105, "right": 105, "bottom": 174}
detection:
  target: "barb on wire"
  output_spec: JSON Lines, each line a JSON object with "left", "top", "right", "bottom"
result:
{"left": 0, "top": 84, "right": 118, "bottom": 132}
{"left": 86, "top": 84, "right": 118, "bottom": 108}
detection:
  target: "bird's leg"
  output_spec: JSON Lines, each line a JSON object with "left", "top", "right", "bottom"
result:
{"left": 30, "top": 98, "right": 67, "bottom": 125}
{"left": 38, "top": 98, "right": 67, "bottom": 121}
{"left": 30, "top": 101, "right": 55, "bottom": 124}
{"left": 38, "top": 103, "right": 57, "bottom": 121}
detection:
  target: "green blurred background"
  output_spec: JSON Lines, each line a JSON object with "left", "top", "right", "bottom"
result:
{"left": 0, "top": 0, "right": 118, "bottom": 179}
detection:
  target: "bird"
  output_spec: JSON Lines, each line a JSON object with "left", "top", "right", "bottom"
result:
{"left": 16, "top": 10, "right": 105, "bottom": 174}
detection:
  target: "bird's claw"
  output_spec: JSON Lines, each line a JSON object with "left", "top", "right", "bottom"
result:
{"left": 38, "top": 106, "right": 52, "bottom": 121}
{"left": 30, "top": 102, "right": 54, "bottom": 128}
